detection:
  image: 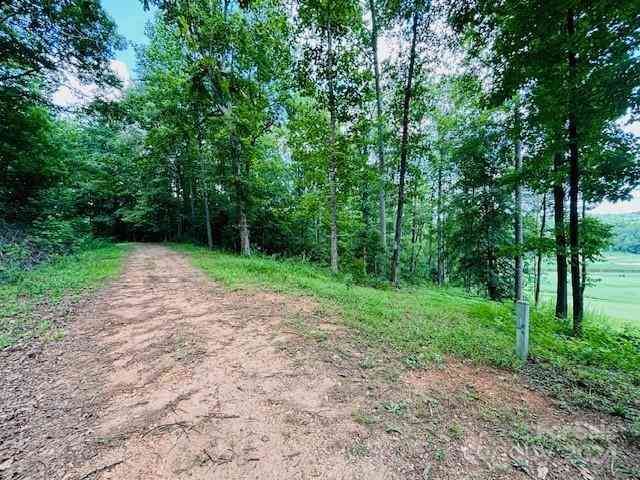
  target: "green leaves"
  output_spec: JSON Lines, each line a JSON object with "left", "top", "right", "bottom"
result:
{"left": 0, "top": 0, "right": 124, "bottom": 100}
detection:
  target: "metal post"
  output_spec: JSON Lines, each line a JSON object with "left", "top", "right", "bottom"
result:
{"left": 516, "top": 300, "right": 530, "bottom": 361}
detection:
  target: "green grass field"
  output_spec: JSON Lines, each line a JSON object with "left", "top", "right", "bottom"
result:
{"left": 539, "top": 252, "right": 640, "bottom": 331}
{"left": 0, "top": 242, "right": 131, "bottom": 348}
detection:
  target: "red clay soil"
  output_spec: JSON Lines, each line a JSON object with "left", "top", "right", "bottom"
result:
{"left": 0, "top": 245, "right": 636, "bottom": 480}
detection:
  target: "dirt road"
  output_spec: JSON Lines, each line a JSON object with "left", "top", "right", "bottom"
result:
{"left": 1, "top": 245, "right": 635, "bottom": 480}
{"left": 1, "top": 245, "right": 401, "bottom": 479}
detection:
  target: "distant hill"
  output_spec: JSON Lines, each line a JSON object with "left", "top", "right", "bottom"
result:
{"left": 594, "top": 211, "right": 640, "bottom": 254}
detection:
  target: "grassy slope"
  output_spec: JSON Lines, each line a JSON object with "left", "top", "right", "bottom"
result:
{"left": 175, "top": 244, "right": 640, "bottom": 422}
{"left": 0, "top": 243, "right": 131, "bottom": 348}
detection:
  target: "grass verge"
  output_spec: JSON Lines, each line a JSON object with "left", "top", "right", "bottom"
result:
{"left": 0, "top": 242, "right": 131, "bottom": 348}
{"left": 174, "top": 244, "right": 640, "bottom": 427}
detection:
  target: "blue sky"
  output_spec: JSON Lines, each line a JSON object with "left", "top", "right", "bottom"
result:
{"left": 101, "top": 0, "right": 155, "bottom": 77}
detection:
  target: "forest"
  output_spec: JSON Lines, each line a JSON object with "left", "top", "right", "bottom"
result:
{"left": 2, "top": 0, "right": 640, "bottom": 341}
{"left": 599, "top": 212, "right": 640, "bottom": 254}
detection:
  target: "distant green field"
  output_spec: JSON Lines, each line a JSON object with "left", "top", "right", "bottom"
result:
{"left": 539, "top": 252, "right": 640, "bottom": 331}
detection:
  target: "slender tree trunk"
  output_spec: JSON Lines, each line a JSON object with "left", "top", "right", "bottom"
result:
{"left": 426, "top": 186, "right": 435, "bottom": 277}
{"left": 232, "top": 134, "right": 250, "bottom": 256}
{"left": 567, "top": 8, "right": 583, "bottom": 335}
{"left": 581, "top": 198, "right": 587, "bottom": 297}
{"left": 436, "top": 164, "right": 444, "bottom": 285}
{"left": 487, "top": 204, "right": 499, "bottom": 300}
{"left": 369, "top": 0, "right": 386, "bottom": 255}
{"left": 534, "top": 193, "right": 547, "bottom": 308}
{"left": 327, "top": 25, "right": 339, "bottom": 274}
{"left": 553, "top": 153, "right": 568, "bottom": 319}
{"left": 239, "top": 208, "right": 250, "bottom": 255}
{"left": 410, "top": 187, "right": 419, "bottom": 274}
{"left": 514, "top": 106, "right": 524, "bottom": 301}
{"left": 196, "top": 128, "right": 214, "bottom": 250}
{"left": 190, "top": 180, "right": 196, "bottom": 231}
{"left": 203, "top": 184, "right": 213, "bottom": 250}
{"left": 391, "top": 6, "right": 420, "bottom": 286}
{"left": 361, "top": 184, "right": 371, "bottom": 272}
{"left": 176, "top": 162, "right": 185, "bottom": 239}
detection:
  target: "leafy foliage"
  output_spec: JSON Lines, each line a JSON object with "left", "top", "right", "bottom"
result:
{"left": 0, "top": 0, "right": 124, "bottom": 102}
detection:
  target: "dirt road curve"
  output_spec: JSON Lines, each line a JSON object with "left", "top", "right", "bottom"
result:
{"left": 1, "top": 245, "right": 398, "bottom": 480}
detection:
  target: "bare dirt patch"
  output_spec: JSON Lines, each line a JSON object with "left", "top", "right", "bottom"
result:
{"left": 1, "top": 245, "right": 638, "bottom": 480}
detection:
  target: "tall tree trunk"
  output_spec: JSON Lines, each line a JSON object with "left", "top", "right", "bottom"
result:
{"left": 487, "top": 213, "right": 499, "bottom": 300}
{"left": 553, "top": 152, "right": 568, "bottom": 319}
{"left": 203, "top": 183, "right": 213, "bottom": 250}
{"left": 410, "top": 186, "right": 419, "bottom": 274}
{"left": 567, "top": 8, "right": 583, "bottom": 335}
{"left": 391, "top": 6, "right": 420, "bottom": 286}
{"left": 196, "top": 129, "right": 214, "bottom": 250}
{"left": 361, "top": 183, "right": 371, "bottom": 273}
{"left": 176, "top": 186, "right": 183, "bottom": 239}
{"left": 581, "top": 197, "right": 587, "bottom": 297}
{"left": 232, "top": 134, "right": 250, "bottom": 256}
{"left": 190, "top": 179, "right": 196, "bottom": 232}
{"left": 176, "top": 161, "right": 185, "bottom": 239}
{"left": 368, "top": 0, "right": 387, "bottom": 255}
{"left": 327, "top": 25, "right": 339, "bottom": 274}
{"left": 426, "top": 186, "right": 435, "bottom": 277}
{"left": 514, "top": 106, "right": 524, "bottom": 301}
{"left": 534, "top": 193, "right": 547, "bottom": 308}
{"left": 436, "top": 163, "right": 444, "bottom": 285}
{"left": 238, "top": 208, "right": 250, "bottom": 255}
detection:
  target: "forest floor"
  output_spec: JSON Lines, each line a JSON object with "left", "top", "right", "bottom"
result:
{"left": 1, "top": 244, "right": 638, "bottom": 480}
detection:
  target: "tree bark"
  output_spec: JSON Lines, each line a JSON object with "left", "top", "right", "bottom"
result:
{"left": 368, "top": 0, "right": 387, "bottom": 255}
{"left": 232, "top": 134, "right": 251, "bottom": 256}
{"left": 410, "top": 185, "right": 419, "bottom": 274}
{"left": 327, "top": 23, "right": 339, "bottom": 274}
{"left": 534, "top": 193, "right": 547, "bottom": 308}
{"left": 176, "top": 160, "right": 185, "bottom": 239}
{"left": 391, "top": 6, "right": 420, "bottom": 286}
{"left": 581, "top": 197, "right": 587, "bottom": 297}
{"left": 202, "top": 184, "right": 213, "bottom": 250}
{"left": 190, "top": 179, "right": 196, "bottom": 232}
{"left": 196, "top": 128, "right": 214, "bottom": 250}
{"left": 361, "top": 182, "right": 371, "bottom": 272}
{"left": 567, "top": 8, "right": 583, "bottom": 335}
{"left": 436, "top": 163, "right": 444, "bottom": 285}
{"left": 514, "top": 106, "right": 524, "bottom": 302}
{"left": 553, "top": 152, "right": 568, "bottom": 319}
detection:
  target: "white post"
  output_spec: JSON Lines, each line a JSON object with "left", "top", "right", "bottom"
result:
{"left": 516, "top": 300, "right": 530, "bottom": 361}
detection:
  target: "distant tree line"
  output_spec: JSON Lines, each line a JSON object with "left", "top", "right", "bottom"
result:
{"left": 598, "top": 213, "right": 640, "bottom": 255}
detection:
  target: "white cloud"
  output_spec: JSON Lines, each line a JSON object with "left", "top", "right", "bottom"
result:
{"left": 52, "top": 59, "right": 132, "bottom": 107}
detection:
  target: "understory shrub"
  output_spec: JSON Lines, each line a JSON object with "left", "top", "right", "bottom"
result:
{"left": 0, "top": 218, "right": 94, "bottom": 284}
